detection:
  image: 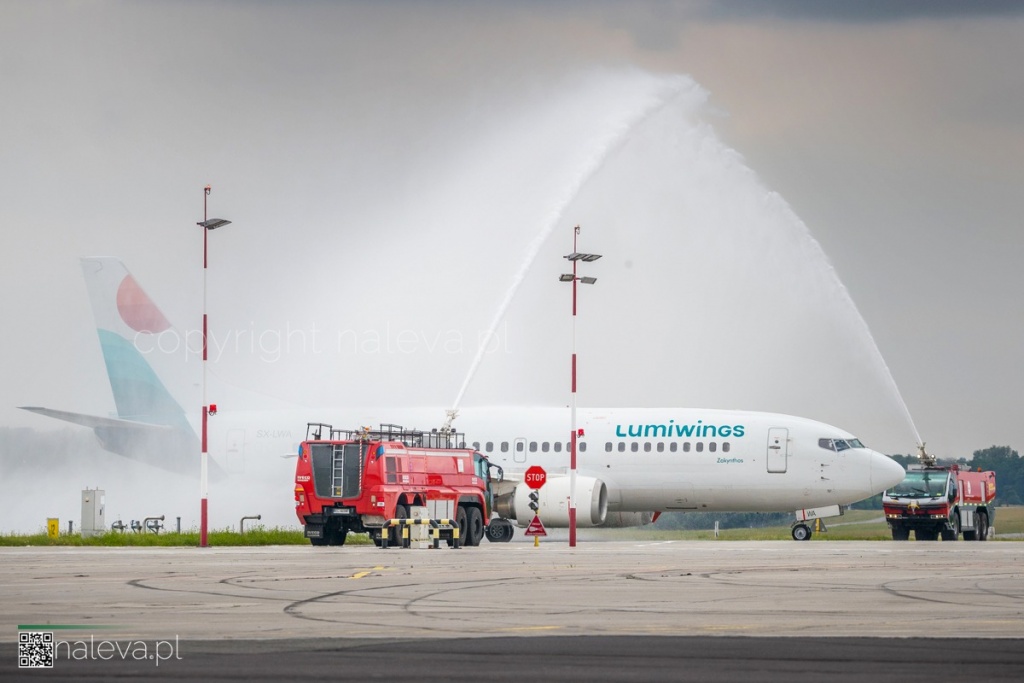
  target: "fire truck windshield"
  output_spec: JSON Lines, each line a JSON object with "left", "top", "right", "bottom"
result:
{"left": 886, "top": 470, "right": 947, "bottom": 498}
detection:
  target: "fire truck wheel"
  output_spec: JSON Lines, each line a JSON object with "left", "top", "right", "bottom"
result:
{"left": 466, "top": 507, "right": 484, "bottom": 547}
{"left": 891, "top": 526, "right": 910, "bottom": 541}
{"left": 941, "top": 515, "right": 960, "bottom": 542}
{"left": 327, "top": 524, "right": 348, "bottom": 546}
{"left": 976, "top": 512, "right": 989, "bottom": 541}
{"left": 390, "top": 504, "right": 409, "bottom": 546}
{"left": 449, "top": 506, "right": 468, "bottom": 547}
{"left": 485, "top": 518, "right": 514, "bottom": 543}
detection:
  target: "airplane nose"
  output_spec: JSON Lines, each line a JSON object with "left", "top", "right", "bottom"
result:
{"left": 870, "top": 451, "right": 905, "bottom": 492}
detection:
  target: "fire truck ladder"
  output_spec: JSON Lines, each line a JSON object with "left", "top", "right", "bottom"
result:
{"left": 331, "top": 444, "right": 346, "bottom": 497}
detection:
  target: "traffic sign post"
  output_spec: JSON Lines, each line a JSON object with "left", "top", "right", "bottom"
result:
{"left": 523, "top": 466, "right": 546, "bottom": 546}
{"left": 524, "top": 465, "right": 547, "bottom": 489}
{"left": 524, "top": 516, "right": 547, "bottom": 536}
{"left": 524, "top": 515, "right": 547, "bottom": 547}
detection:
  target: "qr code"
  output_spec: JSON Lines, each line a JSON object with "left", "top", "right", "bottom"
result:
{"left": 19, "top": 631, "right": 54, "bottom": 669}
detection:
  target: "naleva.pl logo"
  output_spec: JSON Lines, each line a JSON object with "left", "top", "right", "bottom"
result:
{"left": 18, "top": 626, "right": 182, "bottom": 669}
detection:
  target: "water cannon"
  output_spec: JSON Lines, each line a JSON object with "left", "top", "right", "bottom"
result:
{"left": 916, "top": 442, "right": 937, "bottom": 467}
{"left": 439, "top": 408, "right": 458, "bottom": 436}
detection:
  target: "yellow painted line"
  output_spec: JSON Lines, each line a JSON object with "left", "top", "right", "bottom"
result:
{"left": 349, "top": 566, "right": 388, "bottom": 580}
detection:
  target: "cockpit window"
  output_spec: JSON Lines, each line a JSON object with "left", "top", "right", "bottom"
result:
{"left": 819, "top": 437, "right": 866, "bottom": 452}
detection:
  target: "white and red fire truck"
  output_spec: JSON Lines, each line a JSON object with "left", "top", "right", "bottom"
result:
{"left": 294, "top": 423, "right": 513, "bottom": 546}
{"left": 883, "top": 446, "right": 996, "bottom": 541}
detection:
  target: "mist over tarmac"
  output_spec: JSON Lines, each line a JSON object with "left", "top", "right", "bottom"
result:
{"left": 3, "top": 3, "right": 1022, "bottom": 533}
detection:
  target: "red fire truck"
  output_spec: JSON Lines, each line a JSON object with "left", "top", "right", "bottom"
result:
{"left": 883, "top": 447, "right": 996, "bottom": 541}
{"left": 294, "top": 423, "right": 512, "bottom": 547}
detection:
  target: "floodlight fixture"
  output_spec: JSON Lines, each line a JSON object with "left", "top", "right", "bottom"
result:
{"left": 565, "top": 252, "right": 602, "bottom": 262}
{"left": 197, "top": 218, "right": 232, "bottom": 230}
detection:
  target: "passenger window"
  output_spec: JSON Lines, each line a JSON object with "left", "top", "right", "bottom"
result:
{"left": 472, "top": 442, "right": 480, "bottom": 451}
{"left": 580, "top": 442, "right": 587, "bottom": 453}
{"left": 486, "top": 442, "right": 493, "bottom": 452}
{"left": 670, "top": 443, "right": 677, "bottom": 452}
{"left": 501, "top": 442, "right": 509, "bottom": 453}
{"left": 696, "top": 442, "right": 704, "bottom": 453}
{"left": 515, "top": 441, "right": 524, "bottom": 452}
{"left": 683, "top": 443, "right": 690, "bottom": 452}
{"left": 618, "top": 443, "right": 625, "bottom": 452}
{"left": 605, "top": 442, "right": 612, "bottom": 452}
{"left": 709, "top": 442, "right": 717, "bottom": 453}
{"left": 529, "top": 441, "right": 537, "bottom": 452}
{"left": 656, "top": 443, "right": 664, "bottom": 452}
{"left": 643, "top": 442, "right": 651, "bottom": 452}
{"left": 723, "top": 442, "right": 730, "bottom": 453}
{"left": 542, "top": 442, "right": 550, "bottom": 453}
{"left": 631, "top": 443, "right": 639, "bottom": 452}
{"left": 554, "top": 441, "right": 562, "bottom": 453}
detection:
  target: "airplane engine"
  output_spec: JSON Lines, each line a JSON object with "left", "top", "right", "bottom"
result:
{"left": 495, "top": 476, "right": 608, "bottom": 527}
{"left": 599, "top": 511, "right": 657, "bottom": 528}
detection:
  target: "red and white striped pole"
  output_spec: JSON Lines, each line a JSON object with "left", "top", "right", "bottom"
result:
{"left": 561, "top": 225, "right": 600, "bottom": 548}
{"left": 201, "top": 185, "right": 210, "bottom": 548}
{"left": 569, "top": 225, "right": 579, "bottom": 548}
{"left": 197, "top": 186, "right": 231, "bottom": 547}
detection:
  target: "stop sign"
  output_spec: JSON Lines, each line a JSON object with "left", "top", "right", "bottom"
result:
{"left": 524, "top": 465, "right": 547, "bottom": 489}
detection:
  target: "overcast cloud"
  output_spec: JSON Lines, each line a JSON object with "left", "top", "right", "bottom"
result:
{"left": 2, "top": 2, "right": 1022, "bottom": 472}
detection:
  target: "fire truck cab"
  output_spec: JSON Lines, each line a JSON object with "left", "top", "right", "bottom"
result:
{"left": 294, "top": 423, "right": 511, "bottom": 547}
{"left": 883, "top": 463, "right": 996, "bottom": 541}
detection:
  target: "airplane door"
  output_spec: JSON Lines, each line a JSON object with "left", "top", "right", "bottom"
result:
{"left": 513, "top": 437, "right": 527, "bottom": 464}
{"left": 225, "top": 429, "right": 246, "bottom": 474}
{"left": 767, "top": 428, "right": 788, "bottom": 474}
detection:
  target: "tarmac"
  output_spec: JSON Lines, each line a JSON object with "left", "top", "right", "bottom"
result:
{"left": 1, "top": 540, "right": 1022, "bottom": 680}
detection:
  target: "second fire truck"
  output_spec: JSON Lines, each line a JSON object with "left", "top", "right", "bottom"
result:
{"left": 883, "top": 446, "right": 996, "bottom": 541}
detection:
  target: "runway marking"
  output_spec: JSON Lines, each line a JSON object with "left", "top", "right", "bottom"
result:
{"left": 350, "top": 566, "right": 387, "bottom": 579}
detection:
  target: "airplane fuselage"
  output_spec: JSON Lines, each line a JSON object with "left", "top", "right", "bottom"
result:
{"left": 203, "top": 405, "right": 904, "bottom": 524}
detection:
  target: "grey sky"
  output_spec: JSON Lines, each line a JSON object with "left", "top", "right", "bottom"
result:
{"left": 2, "top": 1, "right": 1022, "bottom": 461}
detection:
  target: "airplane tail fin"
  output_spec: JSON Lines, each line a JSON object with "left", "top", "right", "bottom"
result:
{"left": 80, "top": 257, "right": 189, "bottom": 429}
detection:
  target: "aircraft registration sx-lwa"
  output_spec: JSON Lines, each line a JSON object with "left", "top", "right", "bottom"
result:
{"left": 21, "top": 258, "right": 905, "bottom": 540}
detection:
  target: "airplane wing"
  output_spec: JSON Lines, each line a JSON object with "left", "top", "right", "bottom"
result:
{"left": 18, "top": 407, "right": 176, "bottom": 434}
{"left": 20, "top": 405, "right": 229, "bottom": 480}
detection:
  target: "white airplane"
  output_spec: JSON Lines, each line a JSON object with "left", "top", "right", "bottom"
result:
{"left": 21, "top": 258, "right": 905, "bottom": 540}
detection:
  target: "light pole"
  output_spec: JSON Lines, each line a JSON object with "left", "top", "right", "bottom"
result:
{"left": 559, "top": 225, "right": 601, "bottom": 548}
{"left": 197, "top": 185, "right": 231, "bottom": 548}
